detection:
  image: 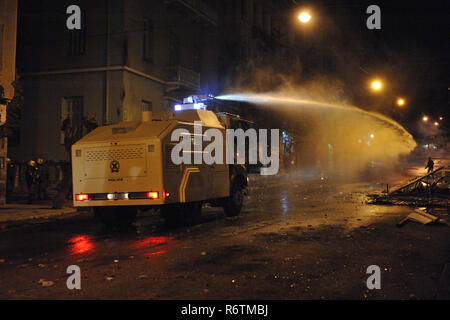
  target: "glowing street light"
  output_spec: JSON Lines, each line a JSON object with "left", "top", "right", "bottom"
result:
{"left": 439, "top": 116, "right": 443, "bottom": 121}
{"left": 422, "top": 116, "right": 429, "bottom": 122}
{"left": 370, "top": 80, "right": 382, "bottom": 91}
{"left": 434, "top": 122, "right": 439, "bottom": 126}
{"left": 298, "top": 12, "right": 311, "bottom": 23}
{"left": 396, "top": 98, "right": 405, "bottom": 106}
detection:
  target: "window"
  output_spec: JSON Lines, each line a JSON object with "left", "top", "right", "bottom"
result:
{"left": 271, "top": 16, "right": 277, "bottom": 37}
{"left": 65, "top": 13, "right": 86, "bottom": 56}
{"left": 263, "top": 10, "right": 267, "bottom": 32}
{"left": 141, "top": 100, "right": 152, "bottom": 113}
{"left": 253, "top": 4, "right": 261, "bottom": 28}
{"left": 193, "top": 45, "right": 202, "bottom": 72}
{"left": 240, "top": 46, "right": 247, "bottom": 61}
{"left": 266, "top": 13, "right": 272, "bottom": 34}
{"left": 231, "top": 0, "right": 237, "bottom": 30}
{"left": 241, "top": 0, "right": 246, "bottom": 21}
{"left": 169, "top": 31, "right": 180, "bottom": 65}
{"left": 0, "top": 24, "right": 3, "bottom": 73}
{"left": 60, "top": 97, "right": 83, "bottom": 144}
{"left": 143, "top": 18, "right": 153, "bottom": 62}
{"left": 142, "top": 100, "right": 152, "bottom": 121}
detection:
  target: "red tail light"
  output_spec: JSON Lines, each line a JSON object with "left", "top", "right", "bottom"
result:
{"left": 147, "top": 191, "right": 159, "bottom": 199}
{"left": 75, "top": 193, "right": 89, "bottom": 201}
{"left": 163, "top": 191, "right": 170, "bottom": 199}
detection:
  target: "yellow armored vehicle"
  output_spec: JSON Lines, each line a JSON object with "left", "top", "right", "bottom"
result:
{"left": 71, "top": 96, "right": 249, "bottom": 226}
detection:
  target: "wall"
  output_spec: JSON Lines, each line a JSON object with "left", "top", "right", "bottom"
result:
{"left": 122, "top": 71, "right": 164, "bottom": 121}
{"left": 0, "top": 0, "right": 17, "bottom": 204}
{"left": 13, "top": 71, "right": 108, "bottom": 161}
{"left": 0, "top": 0, "right": 17, "bottom": 99}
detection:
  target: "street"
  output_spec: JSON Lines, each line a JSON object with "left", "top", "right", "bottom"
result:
{"left": 0, "top": 166, "right": 449, "bottom": 299}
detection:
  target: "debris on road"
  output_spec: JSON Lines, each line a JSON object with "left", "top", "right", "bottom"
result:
{"left": 38, "top": 279, "right": 54, "bottom": 287}
{"left": 369, "top": 166, "right": 450, "bottom": 208}
{"left": 397, "top": 208, "right": 448, "bottom": 227}
{"left": 389, "top": 167, "right": 448, "bottom": 196}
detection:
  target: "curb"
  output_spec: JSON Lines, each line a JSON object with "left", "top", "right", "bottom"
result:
{"left": 0, "top": 207, "right": 79, "bottom": 229}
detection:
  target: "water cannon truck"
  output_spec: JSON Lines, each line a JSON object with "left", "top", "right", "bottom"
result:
{"left": 71, "top": 95, "right": 249, "bottom": 226}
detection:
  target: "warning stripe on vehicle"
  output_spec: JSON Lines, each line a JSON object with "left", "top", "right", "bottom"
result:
{"left": 179, "top": 167, "right": 200, "bottom": 202}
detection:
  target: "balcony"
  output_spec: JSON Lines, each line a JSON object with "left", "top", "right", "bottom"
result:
{"left": 165, "top": 0, "right": 218, "bottom": 26}
{"left": 165, "top": 66, "right": 200, "bottom": 91}
{"left": 252, "top": 26, "right": 275, "bottom": 45}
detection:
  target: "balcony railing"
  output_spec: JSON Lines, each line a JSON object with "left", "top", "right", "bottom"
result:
{"left": 166, "top": 66, "right": 200, "bottom": 91}
{"left": 166, "top": 0, "right": 218, "bottom": 26}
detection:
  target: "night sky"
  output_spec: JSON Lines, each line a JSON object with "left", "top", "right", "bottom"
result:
{"left": 307, "top": 0, "right": 448, "bottom": 126}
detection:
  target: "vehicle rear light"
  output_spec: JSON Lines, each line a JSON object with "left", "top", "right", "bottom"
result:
{"left": 163, "top": 191, "right": 170, "bottom": 199}
{"left": 76, "top": 194, "right": 89, "bottom": 201}
{"left": 147, "top": 191, "right": 159, "bottom": 199}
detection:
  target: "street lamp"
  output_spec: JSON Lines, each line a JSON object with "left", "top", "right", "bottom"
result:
{"left": 370, "top": 80, "right": 382, "bottom": 91}
{"left": 396, "top": 98, "right": 405, "bottom": 106}
{"left": 422, "top": 116, "right": 429, "bottom": 122}
{"left": 434, "top": 121, "right": 439, "bottom": 127}
{"left": 298, "top": 12, "right": 311, "bottom": 23}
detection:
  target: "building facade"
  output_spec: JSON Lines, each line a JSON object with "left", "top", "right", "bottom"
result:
{"left": 13, "top": 0, "right": 300, "bottom": 166}
{"left": 13, "top": 0, "right": 219, "bottom": 161}
{"left": 0, "top": 0, "right": 18, "bottom": 204}
{"left": 0, "top": 0, "right": 17, "bottom": 101}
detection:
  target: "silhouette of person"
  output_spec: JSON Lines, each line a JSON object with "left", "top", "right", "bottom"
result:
{"left": 61, "top": 114, "right": 78, "bottom": 156}
{"left": 25, "top": 160, "right": 38, "bottom": 203}
{"left": 425, "top": 157, "right": 434, "bottom": 174}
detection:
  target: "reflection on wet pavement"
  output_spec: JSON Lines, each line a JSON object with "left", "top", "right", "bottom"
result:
{"left": 68, "top": 235, "right": 95, "bottom": 255}
{"left": 132, "top": 236, "right": 174, "bottom": 257}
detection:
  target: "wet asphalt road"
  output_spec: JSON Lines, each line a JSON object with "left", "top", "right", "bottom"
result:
{"left": 0, "top": 171, "right": 449, "bottom": 299}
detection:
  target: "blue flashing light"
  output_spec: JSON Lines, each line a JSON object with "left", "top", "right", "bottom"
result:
{"left": 183, "top": 96, "right": 194, "bottom": 104}
{"left": 175, "top": 95, "right": 211, "bottom": 111}
{"left": 174, "top": 102, "right": 206, "bottom": 111}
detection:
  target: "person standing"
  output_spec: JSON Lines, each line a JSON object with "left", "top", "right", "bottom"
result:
{"left": 83, "top": 114, "right": 98, "bottom": 133}
{"left": 61, "top": 113, "right": 77, "bottom": 157}
{"left": 25, "top": 160, "right": 38, "bottom": 204}
{"left": 54, "top": 115, "right": 77, "bottom": 208}
{"left": 425, "top": 157, "right": 434, "bottom": 174}
{"left": 36, "top": 157, "right": 49, "bottom": 200}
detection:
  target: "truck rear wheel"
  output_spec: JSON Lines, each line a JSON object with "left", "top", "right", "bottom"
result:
{"left": 160, "top": 202, "right": 202, "bottom": 227}
{"left": 223, "top": 180, "right": 245, "bottom": 217}
{"left": 93, "top": 206, "right": 137, "bottom": 227}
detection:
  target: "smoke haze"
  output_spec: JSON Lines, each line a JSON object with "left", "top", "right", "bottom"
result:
{"left": 217, "top": 67, "right": 417, "bottom": 180}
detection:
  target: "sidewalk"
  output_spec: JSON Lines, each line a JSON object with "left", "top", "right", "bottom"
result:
{"left": 0, "top": 201, "right": 78, "bottom": 227}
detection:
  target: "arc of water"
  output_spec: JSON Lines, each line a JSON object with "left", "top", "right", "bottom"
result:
{"left": 215, "top": 93, "right": 416, "bottom": 148}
